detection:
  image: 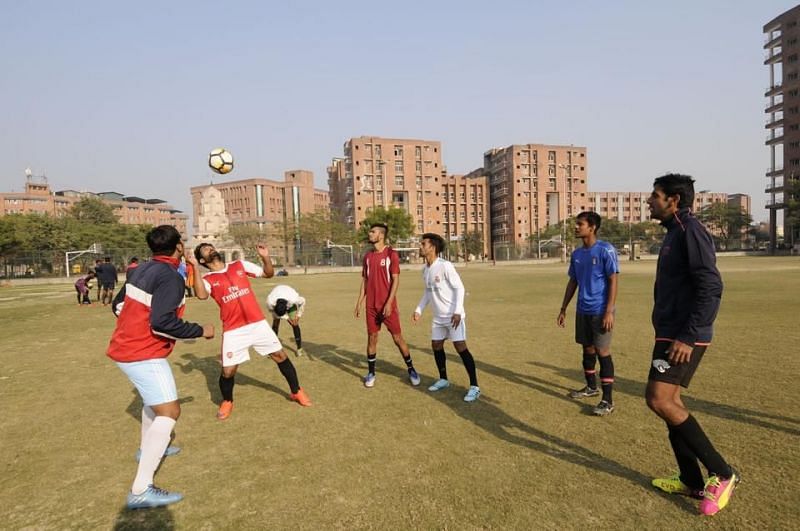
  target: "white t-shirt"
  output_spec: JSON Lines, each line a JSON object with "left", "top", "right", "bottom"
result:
{"left": 266, "top": 284, "right": 306, "bottom": 319}
{"left": 414, "top": 258, "right": 466, "bottom": 326}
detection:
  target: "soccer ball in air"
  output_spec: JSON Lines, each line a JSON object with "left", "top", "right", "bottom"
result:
{"left": 208, "top": 148, "right": 234, "bottom": 174}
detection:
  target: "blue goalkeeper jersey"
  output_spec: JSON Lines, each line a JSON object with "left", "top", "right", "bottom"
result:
{"left": 568, "top": 240, "right": 619, "bottom": 315}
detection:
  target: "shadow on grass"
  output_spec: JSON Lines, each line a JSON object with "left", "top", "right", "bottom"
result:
{"left": 175, "top": 352, "right": 289, "bottom": 405}
{"left": 530, "top": 360, "right": 800, "bottom": 437}
{"left": 113, "top": 505, "right": 175, "bottom": 530}
{"left": 305, "top": 341, "right": 693, "bottom": 512}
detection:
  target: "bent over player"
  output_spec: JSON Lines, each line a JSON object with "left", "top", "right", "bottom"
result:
{"left": 267, "top": 284, "right": 306, "bottom": 357}
{"left": 412, "top": 233, "right": 480, "bottom": 402}
{"left": 191, "top": 242, "right": 312, "bottom": 420}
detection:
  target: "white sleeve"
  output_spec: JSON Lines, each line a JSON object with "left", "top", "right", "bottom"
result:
{"left": 242, "top": 260, "right": 264, "bottom": 277}
{"left": 414, "top": 271, "right": 430, "bottom": 315}
{"left": 295, "top": 296, "right": 306, "bottom": 317}
{"left": 445, "top": 263, "right": 465, "bottom": 315}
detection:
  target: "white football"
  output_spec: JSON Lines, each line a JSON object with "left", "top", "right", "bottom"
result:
{"left": 209, "top": 148, "right": 234, "bottom": 175}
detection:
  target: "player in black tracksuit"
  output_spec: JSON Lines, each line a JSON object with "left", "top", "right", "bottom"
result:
{"left": 645, "top": 174, "right": 739, "bottom": 516}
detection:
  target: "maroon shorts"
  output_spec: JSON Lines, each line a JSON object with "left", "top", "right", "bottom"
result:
{"left": 366, "top": 306, "right": 402, "bottom": 335}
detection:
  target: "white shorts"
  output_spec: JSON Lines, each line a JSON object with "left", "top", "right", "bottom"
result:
{"left": 116, "top": 358, "right": 178, "bottom": 406}
{"left": 431, "top": 318, "right": 467, "bottom": 342}
{"left": 221, "top": 320, "right": 283, "bottom": 367}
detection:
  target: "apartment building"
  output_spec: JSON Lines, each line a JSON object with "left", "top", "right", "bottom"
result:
{"left": 0, "top": 176, "right": 188, "bottom": 233}
{"left": 764, "top": 4, "right": 800, "bottom": 249}
{"left": 483, "top": 144, "right": 589, "bottom": 246}
{"left": 586, "top": 191, "right": 748, "bottom": 223}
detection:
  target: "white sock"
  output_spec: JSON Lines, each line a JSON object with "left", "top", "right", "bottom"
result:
{"left": 140, "top": 406, "right": 155, "bottom": 445}
{"left": 131, "top": 416, "right": 176, "bottom": 495}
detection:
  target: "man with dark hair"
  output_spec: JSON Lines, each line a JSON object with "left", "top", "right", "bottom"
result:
{"left": 74, "top": 270, "right": 96, "bottom": 305}
{"left": 557, "top": 212, "right": 619, "bottom": 415}
{"left": 645, "top": 173, "right": 739, "bottom": 516}
{"left": 107, "top": 225, "right": 215, "bottom": 510}
{"left": 190, "top": 242, "right": 312, "bottom": 420}
{"left": 126, "top": 257, "right": 139, "bottom": 280}
{"left": 413, "top": 233, "right": 480, "bottom": 402}
{"left": 94, "top": 259, "right": 103, "bottom": 302}
{"left": 267, "top": 284, "right": 306, "bottom": 356}
{"left": 354, "top": 222, "right": 420, "bottom": 388}
{"left": 96, "top": 256, "right": 118, "bottom": 306}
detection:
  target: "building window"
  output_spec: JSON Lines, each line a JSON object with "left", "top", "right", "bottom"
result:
{"left": 415, "top": 161, "right": 422, "bottom": 174}
{"left": 374, "top": 145, "right": 382, "bottom": 158}
{"left": 395, "top": 160, "right": 404, "bottom": 172}
{"left": 394, "top": 145, "right": 403, "bottom": 158}
{"left": 416, "top": 176, "right": 422, "bottom": 188}
{"left": 415, "top": 146, "right": 421, "bottom": 159}
{"left": 395, "top": 175, "right": 404, "bottom": 187}
{"left": 548, "top": 166, "right": 555, "bottom": 177}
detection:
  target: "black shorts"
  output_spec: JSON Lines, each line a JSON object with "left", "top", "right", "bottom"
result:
{"left": 648, "top": 340, "right": 706, "bottom": 388}
{"left": 575, "top": 313, "right": 613, "bottom": 350}
{"left": 100, "top": 281, "right": 116, "bottom": 290}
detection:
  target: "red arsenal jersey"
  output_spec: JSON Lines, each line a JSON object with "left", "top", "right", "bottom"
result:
{"left": 362, "top": 246, "right": 400, "bottom": 309}
{"left": 202, "top": 260, "right": 265, "bottom": 332}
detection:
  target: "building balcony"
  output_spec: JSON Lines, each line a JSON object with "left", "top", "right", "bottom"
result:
{"left": 766, "top": 133, "right": 785, "bottom": 145}
{"left": 765, "top": 84, "right": 784, "bottom": 97}
{"left": 766, "top": 97, "right": 784, "bottom": 113}
{"left": 491, "top": 214, "right": 508, "bottom": 223}
{"left": 766, "top": 198, "right": 786, "bottom": 208}
{"left": 766, "top": 115, "right": 785, "bottom": 129}
{"left": 764, "top": 33, "right": 782, "bottom": 49}
{"left": 766, "top": 165, "right": 784, "bottom": 176}
{"left": 764, "top": 50, "right": 783, "bottom": 65}
{"left": 765, "top": 182, "right": 785, "bottom": 193}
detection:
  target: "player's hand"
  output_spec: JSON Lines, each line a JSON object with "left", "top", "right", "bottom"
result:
{"left": 602, "top": 311, "right": 615, "bottom": 332}
{"left": 382, "top": 304, "right": 393, "bottom": 318}
{"left": 412, "top": 312, "right": 420, "bottom": 324}
{"left": 557, "top": 310, "right": 566, "bottom": 328}
{"left": 666, "top": 340, "right": 692, "bottom": 365}
{"left": 202, "top": 324, "right": 215, "bottom": 339}
{"left": 288, "top": 317, "right": 299, "bottom": 327}
{"left": 354, "top": 305, "right": 360, "bottom": 318}
{"left": 451, "top": 314, "right": 461, "bottom": 329}
{"left": 256, "top": 243, "right": 270, "bottom": 258}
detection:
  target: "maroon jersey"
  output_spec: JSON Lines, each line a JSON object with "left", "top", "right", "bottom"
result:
{"left": 202, "top": 260, "right": 266, "bottom": 332}
{"left": 362, "top": 246, "right": 400, "bottom": 310}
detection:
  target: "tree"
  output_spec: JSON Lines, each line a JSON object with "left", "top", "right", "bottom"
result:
{"left": 784, "top": 178, "right": 800, "bottom": 246}
{"left": 356, "top": 206, "right": 415, "bottom": 243}
{"left": 68, "top": 197, "right": 119, "bottom": 224}
{"left": 225, "top": 224, "right": 268, "bottom": 260}
{"left": 463, "top": 230, "right": 485, "bottom": 259}
{"left": 697, "top": 203, "right": 753, "bottom": 250}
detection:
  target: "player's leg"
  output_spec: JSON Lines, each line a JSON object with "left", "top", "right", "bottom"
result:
{"left": 452, "top": 320, "right": 479, "bottom": 402}
{"left": 217, "top": 363, "right": 239, "bottom": 420}
{"left": 254, "top": 321, "right": 311, "bottom": 405}
{"left": 364, "top": 308, "right": 381, "bottom": 387}
{"left": 76, "top": 287, "right": 82, "bottom": 305}
{"left": 271, "top": 318, "right": 281, "bottom": 335}
{"left": 384, "top": 310, "right": 419, "bottom": 385}
{"left": 117, "top": 359, "right": 183, "bottom": 509}
{"left": 570, "top": 314, "right": 599, "bottom": 398}
{"left": 592, "top": 316, "right": 615, "bottom": 416}
{"left": 290, "top": 323, "right": 302, "bottom": 351}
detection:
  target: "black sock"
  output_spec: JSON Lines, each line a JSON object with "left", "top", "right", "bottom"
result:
{"left": 367, "top": 353, "right": 376, "bottom": 374}
{"left": 219, "top": 374, "right": 235, "bottom": 402}
{"left": 277, "top": 358, "right": 301, "bottom": 394}
{"left": 582, "top": 351, "right": 598, "bottom": 389}
{"left": 403, "top": 355, "right": 415, "bottom": 371}
{"left": 672, "top": 415, "right": 732, "bottom": 478}
{"left": 598, "top": 355, "right": 614, "bottom": 404}
{"left": 667, "top": 424, "right": 705, "bottom": 490}
{"left": 433, "top": 349, "right": 448, "bottom": 380}
{"left": 291, "top": 324, "right": 302, "bottom": 349}
{"left": 458, "top": 349, "right": 478, "bottom": 386}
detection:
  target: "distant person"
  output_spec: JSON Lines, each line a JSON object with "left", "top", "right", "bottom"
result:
{"left": 354, "top": 223, "right": 420, "bottom": 388}
{"left": 125, "top": 257, "right": 139, "bottom": 280}
{"left": 191, "top": 242, "right": 312, "bottom": 421}
{"left": 94, "top": 259, "right": 103, "bottom": 301}
{"left": 557, "top": 211, "right": 619, "bottom": 416}
{"left": 266, "top": 284, "right": 306, "bottom": 357}
{"left": 185, "top": 261, "right": 195, "bottom": 298}
{"left": 107, "top": 225, "right": 215, "bottom": 510}
{"left": 645, "top": 174, "right": 739, "bottom": 516}
{"left": 412, "top": 233, "right": 480, "bottom": 402}
{"left": 74, "top": 271, "right": 96, "bottom": 305}
{"left": 96, "top": 256, "right": 118, "bottom": 306}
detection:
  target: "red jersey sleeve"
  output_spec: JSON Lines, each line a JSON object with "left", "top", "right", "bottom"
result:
{"left": 389, "top": 249, "right": 400, "bottom": 275}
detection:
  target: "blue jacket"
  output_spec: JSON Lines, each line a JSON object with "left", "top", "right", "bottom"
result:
{"left": 652, "top": 208, "right": 722, "bottom": 345}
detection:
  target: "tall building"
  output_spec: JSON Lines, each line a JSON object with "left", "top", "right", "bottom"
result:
{"left": 586, "top": 191, "right": 749, "bottom": 223}
{"left": 764, "top": 5, "right": 800, "bottom": 250}
{"left": 190, "top": 170, "right": 329, "bottom": 261}
{"left": 0, "top": 174, "right": 188, "bottom": 233}
{"left": 440, "top": 170, "right": 491, "bottom": 257}
{"left": 483, "top": 144, "right": 589, "bottom": 247}
{"left": 327, "top": 136, "right": 445, "bottom": 237}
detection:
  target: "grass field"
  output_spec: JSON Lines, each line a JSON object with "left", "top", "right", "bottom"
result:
{"left": 1, "top": 256, "right": 799, "bottom": 530}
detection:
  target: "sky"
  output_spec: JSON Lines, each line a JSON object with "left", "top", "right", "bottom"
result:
{"left": 1, "top": 0, "right": 796, "bottom": 224}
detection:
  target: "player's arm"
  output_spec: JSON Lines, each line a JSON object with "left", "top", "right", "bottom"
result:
{"left": 185, "top": 251, "right": 209, "bottom": 300}
{"left": 383, "top": 273, "right": 400, "bottom": 317}
{"left": 413, "top": 288, "right": 430, "bottom": 323}
{"left": 150, "top": 271, "right": 213, "bottom": 340}
{"left": 558, "top": 278, "right": 578, "bottom": 327}
{"left": 602, "top": 273, "right": 618, "bottom": 331}
{"left": 354, "top": 276, "right": 366, "bottom": 318}
{"left": 445, "top": 263, "right": 466, "bottom": 328}
{"left": 256, "top": 244, "right": 275, "bottom": 278}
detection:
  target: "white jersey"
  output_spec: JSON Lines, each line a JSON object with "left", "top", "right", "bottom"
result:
{"left": 414, "top": 258, "right": 466, "bottom": 326}
{"left": 266, "top": 284, "right": 306, "bottom": 319}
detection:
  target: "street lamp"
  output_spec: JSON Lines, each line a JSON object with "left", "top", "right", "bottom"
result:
{"left": 557, "top": 163, "right": 570, "bottom": 263}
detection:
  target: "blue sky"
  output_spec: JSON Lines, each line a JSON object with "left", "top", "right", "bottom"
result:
{"left": 1, "top": 0, "right": 795, "bottom": 222}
